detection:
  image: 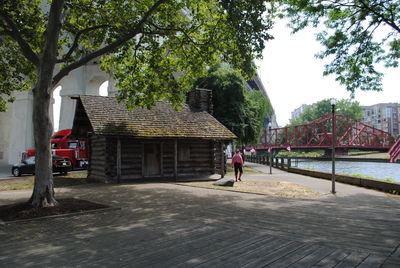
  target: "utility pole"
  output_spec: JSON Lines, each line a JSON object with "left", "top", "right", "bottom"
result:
{"left": 269, "top": 123, "right": 272, "bottom": 174}
{"left": 331, "top": 99, "right": 337, "bottom": 194}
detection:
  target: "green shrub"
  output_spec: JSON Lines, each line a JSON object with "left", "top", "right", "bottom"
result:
{"left": 275, "top": 150, "right": 324, "bottom": 158}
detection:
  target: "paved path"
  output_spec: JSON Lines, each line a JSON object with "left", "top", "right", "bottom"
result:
{"left": 243, "top": 162, "right": 386, "bottom": 197}
{"left": 0, "top": 164, "right": 13, "bottom": 179}
{"left": 0, "top": 168, "right": 399, "bottom": 267}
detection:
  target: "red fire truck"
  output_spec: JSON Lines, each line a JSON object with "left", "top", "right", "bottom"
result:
{"left": 22, "top": 129, "right": 88, "bottom": 169}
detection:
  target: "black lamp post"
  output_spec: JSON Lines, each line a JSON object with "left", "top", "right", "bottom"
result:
{"left": 331, "top": 99, "right": 337, "bottom": 194}
{"left": 269, "top": 123, "right": 272, "bottom": 174}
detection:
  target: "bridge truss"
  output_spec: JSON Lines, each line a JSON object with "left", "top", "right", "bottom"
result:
{"left": 256, "top": 114, "right": 395, "bottom": 151}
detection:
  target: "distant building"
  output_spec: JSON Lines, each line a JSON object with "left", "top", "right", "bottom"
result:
{"left": 362, "top": 103, "right": 400, "bottom": 137}
{"left": 291, "top": 104, "right": 310, "bottom": 121}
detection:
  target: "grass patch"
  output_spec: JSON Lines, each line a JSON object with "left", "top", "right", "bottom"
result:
{"left": 339, "top": 173, "right": 396, "bottom": 183}
{"left": 0, "top": 171, "right": 89, "bottom": 191}
{"left": 305, "top": 167, "right": 316, "bottom": 171}
{"left": 178, "top": 180, "right": 320, "bottom": 199}
{"left": 345, "top": 152, "right": 389, "bottom": 159}
{"left": 0, "top": 177, "right": 35, "bottom": 191}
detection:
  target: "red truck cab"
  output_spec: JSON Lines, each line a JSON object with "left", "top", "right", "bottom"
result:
{"left": 51, "top": 128, "right": 73, "bottom": 149}
{"left": 22, "top": 129, "right": 88, "bottom": 169}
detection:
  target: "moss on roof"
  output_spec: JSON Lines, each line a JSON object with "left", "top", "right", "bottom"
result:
{"left": 79, "top": 95, "right": 236, "bottom": 140}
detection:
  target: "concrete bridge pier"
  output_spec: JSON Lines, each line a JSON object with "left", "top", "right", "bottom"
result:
{"left": 58, "top": 62, "right": 111, "bottom": 131}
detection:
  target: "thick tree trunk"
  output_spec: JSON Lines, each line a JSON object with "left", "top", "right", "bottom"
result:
{"left": 29, "top": 0, "right": 65, "bottom": 208}
{"left": 30, "top": 86, "right": 57, "bottom": 207}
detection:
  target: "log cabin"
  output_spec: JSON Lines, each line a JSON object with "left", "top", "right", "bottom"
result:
{"left": 71, "top": 89, "right": 236, "bottom": 182}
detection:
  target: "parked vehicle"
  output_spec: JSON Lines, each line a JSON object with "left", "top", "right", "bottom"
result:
{"left": 12, "top": 156, "right": 72, "bottom": 177}
{"left": 22, "top": 129, "right": 88, "bottom": 169}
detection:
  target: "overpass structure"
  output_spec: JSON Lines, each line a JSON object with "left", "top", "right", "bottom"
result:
{"left": 0, "top": 61, "right": 276, "bottom": 165}
{"left": 0, "top": 60, "right": 119, "bottom": 165}
{"left": 255, "top": 114, "right": 395, "bottom": 152}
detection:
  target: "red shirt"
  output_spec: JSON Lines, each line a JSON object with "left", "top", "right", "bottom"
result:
{"left": 231, "top": 153, "right": 244, "bottom": 168}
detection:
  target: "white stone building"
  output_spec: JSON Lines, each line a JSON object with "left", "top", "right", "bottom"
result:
{"left": 0, "top": 60, "right": 117, "bottom": 165}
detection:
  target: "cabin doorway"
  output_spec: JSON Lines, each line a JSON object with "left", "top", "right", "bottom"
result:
{"left": 144, "top": 143, "right": 161, "bottom": 177}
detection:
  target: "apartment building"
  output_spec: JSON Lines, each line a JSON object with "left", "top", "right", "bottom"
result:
{"left": 291, "top": 104, "right": 310, "bottom": 120}
{"left": 362, "top": 103, "right": 400, "bottom": 137}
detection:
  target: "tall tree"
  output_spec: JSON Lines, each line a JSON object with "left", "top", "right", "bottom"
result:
{"left": 289, "top": 98, "right": 363, "bottom": 125}
{"left": 0, "top": 0, "right": 275, "bottom": 207}
{"left": 195, "top": 65, "right": 272, "bottom": 144}
{"left": 281, "top": 0, "right": 400, "bottom": 94}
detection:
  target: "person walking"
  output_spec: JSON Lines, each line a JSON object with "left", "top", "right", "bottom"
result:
{"left": 231, "top": 149, "right": 244, "bottom": 182}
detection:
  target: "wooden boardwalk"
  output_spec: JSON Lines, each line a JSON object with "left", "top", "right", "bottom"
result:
{"left": 0, "top": 175, "right": 399, "bottom": 267}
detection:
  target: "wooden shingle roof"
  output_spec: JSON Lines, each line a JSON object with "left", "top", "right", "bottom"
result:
{"left": 78, "top": 95, "right": 236, "bottom": 140}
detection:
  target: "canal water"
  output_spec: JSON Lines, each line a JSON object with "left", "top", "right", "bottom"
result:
{"left": 294, "top": 160, "right": 400, "bottom": 183}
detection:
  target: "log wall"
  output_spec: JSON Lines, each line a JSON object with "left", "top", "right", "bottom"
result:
{"left": 87, "top": 135, "right": 107, "bottom": 182}
{"left": 177, "top": 140, "right": 213, "bottom": 176}
{"left": 88, "top": 136, "right": 227, "bottom": 182}
{"left": 120, "top": 139, "right": 142, "bottom": 179}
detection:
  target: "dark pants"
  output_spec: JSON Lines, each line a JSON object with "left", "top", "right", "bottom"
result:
{"left": 234, "top": 162, "right": 243, "bottom": 176}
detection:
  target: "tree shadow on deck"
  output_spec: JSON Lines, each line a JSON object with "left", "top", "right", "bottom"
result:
{"left": 0, "top": 182, "right": 399, "bottom": 267}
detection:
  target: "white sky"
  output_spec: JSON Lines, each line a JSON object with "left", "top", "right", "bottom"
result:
{"left": 255, "top": 19, "right": 399, "bottom": 126}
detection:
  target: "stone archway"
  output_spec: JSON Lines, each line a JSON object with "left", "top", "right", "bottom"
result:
{"left": 86, "top": 75, "right": 108, "bottom": 96}
{"left": 58, "top": 63, "right": 110, "bottom": 130}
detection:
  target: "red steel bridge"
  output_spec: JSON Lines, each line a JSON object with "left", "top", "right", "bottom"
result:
{"left": 252, "top": 114, "right": 395, "bottom": 152}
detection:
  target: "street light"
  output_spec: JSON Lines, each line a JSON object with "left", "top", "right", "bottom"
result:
{"left": 331, "top": 99, "right": 337, "bottom": 194}
{"left": 268, "top": 123, "right": 272, "bottom": 174}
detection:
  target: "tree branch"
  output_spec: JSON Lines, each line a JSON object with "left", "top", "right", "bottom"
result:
{"left": 358, "top": 0, "right": 400, "bottom": 33}
{"left": 353, "top": 20, "right": 382, "bottom": 62}
{"left": 57, "top": 24, "right": 112, "bottom": 63}
{"left": 147, "top": 21, "right": 201, "bottom": 49}
{"left": 131, "top": 34, "right": 145, "bottom": 73}
{"left": 52, "top": 0, "right": 169, "bottom": 88}
{"left": 0, "top": 11, "right": 39, "bottom": 66}
{"left": 37, "top": 0, "right": 65, "bottom": 96}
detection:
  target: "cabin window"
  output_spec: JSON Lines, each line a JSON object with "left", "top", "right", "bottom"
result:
{"left": 179, "top": 144, "right": 190, "bottom": 161}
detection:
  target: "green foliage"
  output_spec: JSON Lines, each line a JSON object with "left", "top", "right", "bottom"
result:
{"left": 335, "top": 99, "right": 363, "bottom": 119}
{"left": 275, "top": 150, "right": 324, "bottom": 157}
{"left": 289, "top": 98, "right": 363, "bottom": 125}
{"left": 245, "top": 89, "right": 272, "bottom": 142}
{"left": 0, "top": 0, "right": 275, "bottom": 110}
{"left": 280, "top": 0, "right": 400, "bottom": 93}
{"left": 195, "top": 65, "right": 272, "bottom": 144}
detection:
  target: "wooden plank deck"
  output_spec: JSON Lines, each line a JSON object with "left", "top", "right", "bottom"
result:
{"left": 0, "top": 178, "right": 399, "bottom": 267}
